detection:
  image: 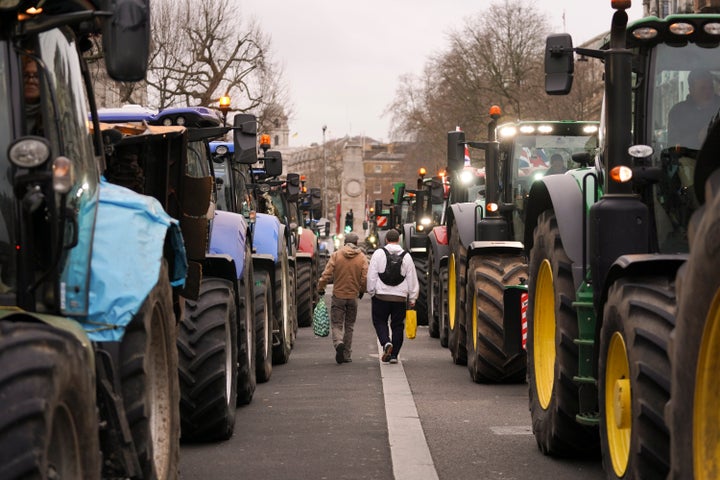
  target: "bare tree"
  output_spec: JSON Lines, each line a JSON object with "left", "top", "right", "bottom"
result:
{"left": 148, "top": 0, "right": 289, "bottom": 117}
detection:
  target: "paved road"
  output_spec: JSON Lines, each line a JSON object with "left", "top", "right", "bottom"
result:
{"left": 179, "top": 288, "right": 605, "bottom": 479}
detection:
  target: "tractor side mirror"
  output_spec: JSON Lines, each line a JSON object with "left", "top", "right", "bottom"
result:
{"left": 430, "top": 176, "right": 445, "bottom": 204}
{"left": 545, "top": 33, "right": 574, "bottom": 95}
{"left": 447, "top": 130, "right": 465, "bottom": 173}
{"left": 103, "top": 0, "right": 150, "bottom": 82}
{"left": 286, "top": 173, "right": 300, "bottom": 201}
{"left": 233, "top": 114, "right": 258, "bottom": 164}
{"left": 264, "top": 150, "right": 282, "bottom": 177}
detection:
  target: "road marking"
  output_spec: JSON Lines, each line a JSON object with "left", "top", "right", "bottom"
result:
{"left": 490, "top": 426, "right": 533, "bottom": 435}
{"left": 378, "top": 344, "right": 439, "bottom": 480}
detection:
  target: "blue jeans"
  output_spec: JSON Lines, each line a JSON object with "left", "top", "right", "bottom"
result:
{"left": 371, "top": 297, "right": 406, "bottom": 356}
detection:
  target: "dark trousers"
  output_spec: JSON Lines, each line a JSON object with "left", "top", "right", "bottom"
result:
{"left": 371, "top": 297, "right": 406, "bottom": 356}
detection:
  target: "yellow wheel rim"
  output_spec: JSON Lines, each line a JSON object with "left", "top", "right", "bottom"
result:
{"left": 472, "top": 286, "right": 478, "bottom": 351}
{"left": 694, "top": 288, "right": 720, "bottom": 479}
{"left": 534, "top": 259, "right": 556, "bottom": 409}
{"left": 449, "top": 254, "right": 456, "bottom": 330}
{"left": 605, "top": 331, "right": 631, "bottom": 478}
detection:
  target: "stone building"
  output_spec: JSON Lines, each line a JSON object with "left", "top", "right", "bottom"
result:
{"left": 284, "top": 138, "right": 417, "bottom": 236}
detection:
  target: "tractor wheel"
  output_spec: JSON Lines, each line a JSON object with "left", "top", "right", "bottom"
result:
{"left": 413, "top": 253, "right": 429, "bottom": 326}
{"left": 237, "top": 242, "right": 256, "bottom": 406}
{"left": 466, "top": 253, "right": 528, "bottom": 383}
{"left": 599, "top": 275, "right": 673, "bottom": 479}
{"left": 527, "top": 210, "right": 597, "bottom": 456}
{"left": 669, "top": 196, "right": 720, "bottom": 480}
{"left": 448, "top": 220, "right": 468, "bottom": 365}
{"left": 254, "top": 268, "right": 273, "bottom": 383}
{"left": 120, "top": 261, "right": 180, "bottom": 477}
{"left": 296, "top": 260, "right": 313, "bottom": 328}
{"left": 0, "top": 321, "right": 100, "bottom": 480}
{"left": 272, "top": 250, "right": 293, "bottom": 365}
{"left": 178, "top": 277, "right": 238, "bottom": 442}
{"left": 439, "top": 265, "right": 450, "bottom": 348}
{"left": 427, "top": 246, "right": 440, "bottom": 338}
{"left": 289, "top": 262, "right": 298, "bottom": 344}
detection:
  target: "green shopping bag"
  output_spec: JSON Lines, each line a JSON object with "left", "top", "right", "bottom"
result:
{"left": 313, "top": 296, "right": 330, "bottom": 337}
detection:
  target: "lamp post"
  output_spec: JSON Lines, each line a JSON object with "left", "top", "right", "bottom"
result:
{"left": 218, "top": 95, "right": 231, "bottom": 126}
{"left": 322, "top": 125, "right": 327, "bottom": 221}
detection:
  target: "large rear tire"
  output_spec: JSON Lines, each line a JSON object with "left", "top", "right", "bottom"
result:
{"left": 669, "top": 194, "right": 720, "bottom": 480}
{"left": 448, "top": 220, "right": 467, "bottom": 365}
{"left": 254, "top": 267, "right": 273, "bottom": 383}
{"left": 427, "top": 246, "right": 440, "bottom": 338}
{"left": 527, "top": 210, "right": 596, "bottom": 456}
{"left": 466, "top": 253, "right": 527, "bottom": 383}
{"left": 120, "top": 262, "right": 180, "bottom": 478}
{"left": 599, "top": 276, "right": 673, "bottom": 479}
{"left": 237, "top": 242, "right": 256, "bottom": 406}
{"left": 0, "top": 321, "right": 100, "bottom": 480}
{"left": 178, "top": 277, "right": 238, "bottom": 442}
{"left": 296, "top": 260, "right": 313, "bottom": 328}
{"left": 272, "top": 249, "right": 293, "bottom": 365}
{"left": 413, "top": 253, "right": 429, "bottom": 326}
{"left": 439, "top": 265, "right": 450, "bottom": 348}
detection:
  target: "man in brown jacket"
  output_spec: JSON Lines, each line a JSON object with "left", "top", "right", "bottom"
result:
{"left": 318, "top": 232, "right": 368, "bottom": 364}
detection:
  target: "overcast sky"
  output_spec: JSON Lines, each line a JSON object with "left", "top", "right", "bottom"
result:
{"left": 237, "top": 0, "right": 644, "bottom": 147}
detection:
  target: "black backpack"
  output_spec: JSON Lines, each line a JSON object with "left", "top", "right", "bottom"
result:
{"left": 378, "top": 247, "right": 407, "bottom": 286}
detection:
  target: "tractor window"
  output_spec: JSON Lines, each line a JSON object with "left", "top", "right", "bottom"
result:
{"left": 648, "top": 43, "right": 720, "bottom": 252}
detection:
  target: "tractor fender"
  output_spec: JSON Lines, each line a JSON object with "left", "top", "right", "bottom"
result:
{"left": 0, "top": 310, "right": 94, "bottom": 369}
{"left": 203, "top": 253, "right": 242, "bottom": 314}
{"left": 428, "top": 228, "right": 449, "bottom": 272}
{"left": 449, "top": 202, "right": 482, "bottom": 248}
{"left": 77, "top": 179, "right": 187, "bottom": 342}
{"left": 253, "top": 213, "right": 281, "bottom": 262}
{"left": 523, "top": 174, "right": 586, "bottom": 290}
{"left": 297, "top": 228, "right": 317, "bottom": 257}
{"left": 601, "top": 254, "right": 687, "bottom": 310}
{"left": 209, "top": 209, "right": 249, "bottom": 279}
{"left": 468, "top": 241, "right": 525, "bottom": 259}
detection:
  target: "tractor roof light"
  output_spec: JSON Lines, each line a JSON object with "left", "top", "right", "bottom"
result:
{"left": 418, "top": 167, "right": 427, "bottom": 177}
{"left": 519, "top": 125, "right": 535, "bottom": 134}
{"left": 260, "top": 134, "right": 271, "bottom": 151}
{"left": 460, "top": 170, "right": 474, "bottom": 185}
{"left": 631, "top": 27, "right": 658, "bottom": 40}
{"left": 420, "top": 216, "right": 432, "bottom": 226}
{"left": 537, "top": 125, "right": 554, "bottom": 134}
{"left": 611, "top": 0, "right": 631, "bottom": 10}
{"left": 669, "top": 22, "right": 694, "bottom": 36}
{"left": 499, "top": 126, "right": 517, "bottom": 139}
{"left": 583, "top": 125, "right": 599, "bottom": 134}
{"left": 610, "top": 166, "right": 633, "bottom": 183}
{"left": 486, "top": 203, "right": 499, "bottom": 214}
{"left": 489, "top": 105, "right": 502, "bottom": 119}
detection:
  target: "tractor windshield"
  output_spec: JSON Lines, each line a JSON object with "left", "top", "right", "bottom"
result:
{"left": 648, "top": 42, "right": 720, "bottom": 252}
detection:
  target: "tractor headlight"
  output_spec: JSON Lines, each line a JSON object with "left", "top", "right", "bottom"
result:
{"left": 8, "top": 136, "right": 50, "bottom": 168}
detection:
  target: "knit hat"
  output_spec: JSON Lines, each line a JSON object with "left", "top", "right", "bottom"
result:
{"left": 344, "top": 232, "right": 359, "bottom": 245}
{"left": 385, "top": 229, "right": 400, "bottom": 243}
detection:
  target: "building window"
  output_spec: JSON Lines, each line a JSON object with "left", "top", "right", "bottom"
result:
{"left": 274, "top": 135, "right": 279, "bottom": 146}
{"left": 374, "top": 164, "right": 382, "bottom": 173}
{"left": 273, "top": 118, "right": 280, "bottom": 128}
{"left": 373, "top": 184, "right": 382, "bottom": 194}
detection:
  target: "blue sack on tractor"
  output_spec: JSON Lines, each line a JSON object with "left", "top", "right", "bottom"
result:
{"left": 313, "top": 296, "right": 330, "bottom": 337}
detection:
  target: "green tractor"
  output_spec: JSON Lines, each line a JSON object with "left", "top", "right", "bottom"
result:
{"left": 524, "top": 1, "right": 720, "bottom": 477}
{"left": 444, "top": 111, "right": 598, "bottom": 383}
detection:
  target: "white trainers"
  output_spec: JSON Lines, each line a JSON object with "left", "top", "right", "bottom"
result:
{"left": 389, "top": 357, "right": 398, "bottom": 364}
{"left": 381, "top": 342, "right": 393, "bottom": 363}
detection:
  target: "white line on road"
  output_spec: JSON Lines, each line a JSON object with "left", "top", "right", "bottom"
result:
{"left": 378, "top": 344, "right": 439, "bottom": 480}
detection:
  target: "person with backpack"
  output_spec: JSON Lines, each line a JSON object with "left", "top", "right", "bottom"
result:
{"left": 318, "top": 232, "right": 368, "bottom": 364}
{"left": 366, "top": 229, "right": 419, "bottom": 364}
